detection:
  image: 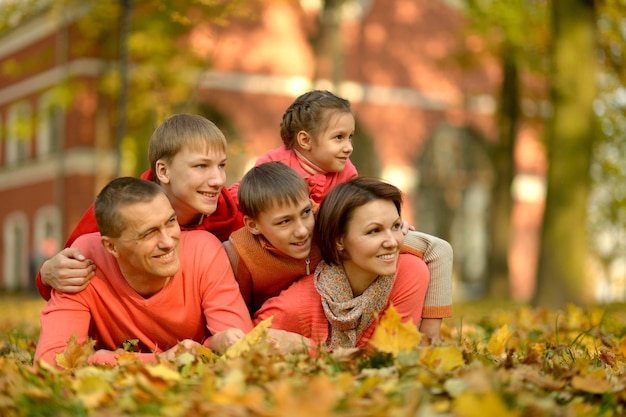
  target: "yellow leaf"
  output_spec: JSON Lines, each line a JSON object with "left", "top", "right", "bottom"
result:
{"left": 145, "top": 363, "right": 182, "bottom": 383}
{"left": 73, "top": 375, "right": 113, "bottom": 408}
{"left": 369, "top": 304, "right": 423, "bottom": 355}
{"left": 454, "top": 391, "right": 520, "bottom": 417}
{"left": 421, "top": 346, "right": 465, "bottom": 372}
{"left": 224, "top": 316, "right": 273, "bottom": 358}
{"left": 487, "top": 324, "right": 512, "bottom": 357}
{"left": 55, "top": 334, "right": 96, "bottom": 369}
{"left": 571, "top": 375, "right": 611, "bottom": 394}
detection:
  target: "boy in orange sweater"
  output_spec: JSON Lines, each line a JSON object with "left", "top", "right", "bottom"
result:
{"left": 224, "top": 162, "right": 452, "bottom": 340}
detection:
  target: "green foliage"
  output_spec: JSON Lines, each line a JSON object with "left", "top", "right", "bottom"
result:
{"left": 0, "top": 0, "right": 260, "bottom": 175}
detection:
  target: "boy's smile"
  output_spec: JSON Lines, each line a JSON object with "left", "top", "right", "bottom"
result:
{"left": 245, "top": 195, "right": 314, "bottom": 260}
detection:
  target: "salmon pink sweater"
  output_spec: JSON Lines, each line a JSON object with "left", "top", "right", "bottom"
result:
{"left": 35, "top": 231, "right": 252, "bottom": 367}
{"left": 253, "top": 254, "right": 430, "bottom": 347}
{"left": 35, "top": 169, "right": 244, "bottom": 300}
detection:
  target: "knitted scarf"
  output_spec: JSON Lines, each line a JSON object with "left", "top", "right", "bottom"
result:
{"left": 314, "top": 261, "right": 395, "bottom": 349}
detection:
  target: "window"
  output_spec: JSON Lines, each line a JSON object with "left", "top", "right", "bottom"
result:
{"left": 33, "top": 205, "right": 62, "bottom": 263}
{"left": 37, "top": 91, "right": 63, "bottom": 158}
{"left": 3, "top": 212, "right": 29, "bottom": 291}
{"left": 7, "top": 101, "right": 33, "bottom": 166}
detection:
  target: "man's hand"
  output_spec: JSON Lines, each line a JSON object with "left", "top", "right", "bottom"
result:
{"left": 159, "top": 339, "right": 203, "bottom": 361}
{"left": 40, "top": 248, "right": 95, "bottom": 293}
{"left": 208, "top": 328, "right": 246, "bottom": 354}
{"left": 265, "top": 328, "right": 312, "bottom": 354}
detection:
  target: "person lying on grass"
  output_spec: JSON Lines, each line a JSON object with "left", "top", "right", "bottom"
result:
{"left": 35, "top": 177, "right": 308, "bottom": 368}
{"left": 225, "top": 162, "right": 449, "bottom": 341}
{"left": 253, "top": 176, "right": 430, "bottom": 348}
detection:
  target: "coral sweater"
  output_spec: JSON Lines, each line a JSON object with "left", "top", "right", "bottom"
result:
{"left": 35, "top": 231, "right": 253, "bottom": 367}
{"left": 253, "top": 254, "right": 430, "bottom": 347}
{"left": 228, "top": 145, "right": 358, "bottom": 205}
{"left": 35, "top": 169, "right": 244, "bottom": 300}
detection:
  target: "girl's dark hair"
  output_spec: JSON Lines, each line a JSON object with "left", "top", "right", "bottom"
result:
{"left": 279, "top": 90, "right": 352, "bottom": 149}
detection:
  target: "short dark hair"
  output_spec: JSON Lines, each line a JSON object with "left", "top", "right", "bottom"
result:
{"left": 95, "top": 177, "right": 165, "bottom": 237}
{"left": 316, "top": 177, "right": 403, "bottom": 265}
{"left": 238, "top": 162, "right": 310, "bottom": 219}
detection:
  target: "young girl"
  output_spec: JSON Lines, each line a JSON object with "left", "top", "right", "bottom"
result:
{"left": 225, "top": 162, "right": 450, "bottom": 340}
{"left": 253, "top": 176, "right": 430, "bottom": 348}
{"left": 229, "top": 90, "right": 357, "bottom": 205}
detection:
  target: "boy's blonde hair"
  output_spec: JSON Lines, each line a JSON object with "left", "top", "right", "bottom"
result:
{"left": 148, "top": 114, "right": 227, "bottom": 183}
{"left": 280, "top": 90, "right": 352, "bottom": 149}
{"left": 238, "top": 162, "right": 310, "bottom": 219}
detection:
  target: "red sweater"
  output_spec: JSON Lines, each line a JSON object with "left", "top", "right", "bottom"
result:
{"left": 35, "top": 170, "right": 244, "bottom": 300}
{"left": 253, "top": 254, "right": 430, "bottom": 347}
{"left": 35, "top": 231, "right": 253, "bottom": 367}
{"left": 228, "top": 145, "right": 358, "bottom": 205}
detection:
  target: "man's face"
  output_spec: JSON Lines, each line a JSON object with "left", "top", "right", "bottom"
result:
{"left": 104, "top": 193, "right": 181, "bottom": 285}
{"left": 245, "top": 193, "right": 315, "bottom": 260}
{"left": 156, "top": 144, "right": 227, "bottom": 226}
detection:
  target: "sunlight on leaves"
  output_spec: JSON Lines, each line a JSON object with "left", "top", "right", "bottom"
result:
{"left": 486, "top": 324, "right": 513, "bottom": 357}
{"left": 369, "top": 304, "right": 423, "bottom": 355}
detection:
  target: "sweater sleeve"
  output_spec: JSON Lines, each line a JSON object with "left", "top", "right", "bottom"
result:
{"left": 34, "top": 291, "right": 92, "bottom": 367}
{"left": 388, "top": 254, "right": 431, "bottom": 326}
{"left": 401, "top": 231, "right": 453, "bottom": 319}
{"left": 192, "top": 233, "right": 254, "bottom": 334}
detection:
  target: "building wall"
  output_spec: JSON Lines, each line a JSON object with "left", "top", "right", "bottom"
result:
{"left": 0, "top": 1, "right": 546, "bottom": 299}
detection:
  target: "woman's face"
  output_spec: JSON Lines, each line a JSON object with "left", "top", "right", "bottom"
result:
{"left": 338, "top": 199, "right": 404, "bottom": 295}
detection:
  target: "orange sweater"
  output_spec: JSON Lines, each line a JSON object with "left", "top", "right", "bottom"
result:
{"left": 226, "top": 227, "right": 323, "bottom": 313}
{"left": 35, "top": 231, "right": 253, "bottom": 367}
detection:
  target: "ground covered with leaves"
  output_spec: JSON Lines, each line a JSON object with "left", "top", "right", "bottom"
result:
{"left": 1, "top": 294, "right": 625, "bottom": 417}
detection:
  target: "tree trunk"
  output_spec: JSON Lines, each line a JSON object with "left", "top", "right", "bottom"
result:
{"left": 533, "top": 0, "right": 596, "bottom": 307}
{"left": 312, "top": 0, "right": 345, "bottom": 88}
{"left": 487, "top": 49, "right": 519, "bottom": 299}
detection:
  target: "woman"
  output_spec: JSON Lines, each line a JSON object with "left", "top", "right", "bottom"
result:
{"left": 253, "top": 176, "right": 430, "bottom": 349}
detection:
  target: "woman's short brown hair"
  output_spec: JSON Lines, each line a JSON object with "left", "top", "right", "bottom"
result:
{"left": 316, "top": 177, "right": 403, "bottom": 265}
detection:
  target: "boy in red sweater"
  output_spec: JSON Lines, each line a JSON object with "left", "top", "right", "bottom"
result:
{"left": 35, "top": 114, "right": 244, "bottom": 299}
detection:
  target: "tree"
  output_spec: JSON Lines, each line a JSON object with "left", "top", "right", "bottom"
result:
{"left": 533, "top": 0, "right": 597, "bottom": 307}
{"left": 0, "top": 0, "right": 258, "bottom": 176}
{"left": 461, "top": 0, "right": 549, "bottom": 299}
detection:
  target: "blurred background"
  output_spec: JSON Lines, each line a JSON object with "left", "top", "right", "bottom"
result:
{"left": 0, "top": 0, "right": 624, "bottom": 308}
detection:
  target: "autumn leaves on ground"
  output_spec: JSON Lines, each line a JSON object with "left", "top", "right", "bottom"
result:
{"left": 1, "top": 294, "right": 625, "bottom": 417}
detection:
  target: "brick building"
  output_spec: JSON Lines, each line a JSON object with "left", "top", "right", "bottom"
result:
{"left": 0, "top": 0, "right": 545, "bottom": 300}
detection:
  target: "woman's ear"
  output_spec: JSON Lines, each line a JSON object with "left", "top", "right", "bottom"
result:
{"left": 296, "top": 130, "right": 313, "bottom": 151}
{"left": 154, "top": 160, "right": 171, "bottom": 184}
{"left": 244, "top": 216, "right": 262, "bottom": 235}
{"left": 336, "top": 238, "right": 345, "bottom": 254}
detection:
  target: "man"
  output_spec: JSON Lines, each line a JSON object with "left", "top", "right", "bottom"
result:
{"left": 35, "top": 177, "right": 252, "bottom": 367}
{"left": 35, "top": 114, "right": 244, "bottom": 298}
